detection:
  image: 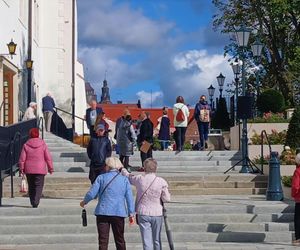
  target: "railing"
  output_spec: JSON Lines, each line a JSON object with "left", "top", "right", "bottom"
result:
{"left": 260, "top": 130, "right": 272, "bottom": 174}
{"left": 38, "top": 117, "right": 44, "bottom": 139}
{"left": 54, "top": 107, "right": 86, "bottom": 147}
{"left": 0, "top": 100, "right": 4, "bottom": 125}
{"left": 8, "top": 132, "right": 21, "bottom": 198}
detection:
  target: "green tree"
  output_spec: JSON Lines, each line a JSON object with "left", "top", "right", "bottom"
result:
{"left": 286, "top": 107, "right": 300, "bottom": 149}
{"left": 257, "top": 89, "right": 285, "bottom": 113}
{"left": 211, "top": 98, "right": 231, "bottom": 130}
{"left": 213, "top": 0, "right": 300, "bottom": 106}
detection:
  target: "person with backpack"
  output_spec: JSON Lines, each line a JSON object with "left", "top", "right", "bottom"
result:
{"left": 173, "top": 96, "right": 190, "bottom": 152}
{"left": 194, "top": 95, "right": 211, "bottom": 150}
{"left": 87, "top": 124, "right": 112, "bottom": 184}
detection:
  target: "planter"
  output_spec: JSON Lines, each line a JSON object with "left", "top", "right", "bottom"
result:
{"left": 230, "top": 123, "right": 288, "bottom": 150}
{"left": 249, "top": 145, "right": 284, "bottom": 159}
{"left": 257, "top": 164, "right": 295, "bottom": 177}
{"left": 282, "top": 185, "right": 292, "bottom": 200}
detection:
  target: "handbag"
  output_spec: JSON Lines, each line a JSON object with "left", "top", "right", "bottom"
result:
{"left": 135, "top": 177, "right": 157, "bottom": 225}
{"left": 20, "top": 175, "right": 28, "bottom": 193}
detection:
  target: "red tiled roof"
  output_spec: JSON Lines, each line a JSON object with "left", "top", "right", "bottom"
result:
{"left": 98, "top": 104, "right": 195, "bottom": 128}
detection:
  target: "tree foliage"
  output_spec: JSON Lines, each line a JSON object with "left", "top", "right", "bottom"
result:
{"left": 286, "top": 107, "right": 300, "bottom": 149}
{"left": 212, "top": 0, "right": 300, "bottom": 106}
{"left": 256, "top": 89, "right": 285, "bottom": 113}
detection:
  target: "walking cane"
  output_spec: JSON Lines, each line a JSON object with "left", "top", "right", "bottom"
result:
{"left": 162, "top": 202, "right": 174, "bottom": 250}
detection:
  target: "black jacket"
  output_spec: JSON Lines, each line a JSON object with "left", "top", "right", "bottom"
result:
{"left": 87, "top": 136, "right": 112, "bottom": 168}
{"left": 137, "top": 118, "right": 154, "bottom": 144}
{"left": 85, "top": 107, "right": 103, "bottom": 129}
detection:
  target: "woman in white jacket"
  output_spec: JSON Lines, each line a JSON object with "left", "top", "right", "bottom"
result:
{"left": 22, "top": 102, "right": 37, "bottom": 121}
{"left": 173, "top": 96, "right": 189, "bottom": 152}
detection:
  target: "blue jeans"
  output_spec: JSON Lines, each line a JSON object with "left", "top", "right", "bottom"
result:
{"left": 197, "top": 122, "right": 209, "bottom": 148}
{"left": 160, "top": 141, "right": 169, "bottom": 150}
{"left": 138, "top": 215, "right": 163, "bottom": 250}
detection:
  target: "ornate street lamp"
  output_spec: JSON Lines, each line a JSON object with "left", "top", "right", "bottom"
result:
{"left": 25, "top": 59, "right": 33, "bottom": 69}
{"left": 207, "top": 84, "right": 215, "bottom": 108}
{"left": 217, "top": 73, "right": 225, "bottom": 98}
{"left": 235, "top": 24, "right": 252, "bottom": 47}
{"left": 7, "top": 39, "right": 17, "bottom": 57}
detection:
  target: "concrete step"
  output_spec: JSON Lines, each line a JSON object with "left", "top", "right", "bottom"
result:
{"left": 0, "top": 231, "right": 294, "bottom": 244}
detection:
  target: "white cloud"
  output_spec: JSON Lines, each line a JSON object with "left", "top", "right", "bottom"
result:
{"left": 136, "top": 90, "right": 164, "bottom": 107}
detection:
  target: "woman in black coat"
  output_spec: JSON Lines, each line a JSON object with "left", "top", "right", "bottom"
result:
{"left": 158, "top": 108, "right": 170, "bottom": 150}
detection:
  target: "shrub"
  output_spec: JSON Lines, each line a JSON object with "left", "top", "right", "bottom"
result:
{"left": 211, "top": 98, "right": 231, "bottom": 130}
{"left": 282, "top": 176, "right": 292, "bottom": 187}
{"left": 257, "top": 89, "right": 285, "bottom": 113}
{"left": 286, "top": 107, "right": 300, "bottom": 149}
{"left": 250, "top": 130, "right": 287, "bottom": 145}
{"left": 252, "top": 155, "right": 269, "bottom": 165}
{"left": 183, "top": 142, "right": 193, "bottom": 151}
{"left": 249, "top": 112, "right": 288, "bottom": 123}
{"left": 280, "top": 148, "right": 296, "bottom": 165}
{"left": 152, "top": 137, "right": 162, "bottom": 151}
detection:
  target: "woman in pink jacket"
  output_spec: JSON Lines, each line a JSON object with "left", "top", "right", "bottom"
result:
{"left": 122, "top": 158, "right": 171, "bottom": 250}
{"left": 19, "top": 128, "right": 53, "bottom": 208}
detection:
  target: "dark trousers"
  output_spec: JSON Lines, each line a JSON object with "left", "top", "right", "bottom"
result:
{"left": 141, "top": 147, "right": 153, "bottom": 165}
{"left": 89, "top": 166, "right": 106, "bottom": 184}
{"left": 89, "top": 126, "right": 97, "bottom": 138}
{"left": 175, "top": 127, "right": 187, "bottom": 151}
{"left": 96, "top": 215, "right": 126, "bottom": 250}
{"left": 197, "top": 122, "right": 209, "bottom": 148}
{"left": 26, "top": 174, "right": 45, "bottom": 207}
{"left": 295, "top": 203, "right": 300, "bottom": 240}
{"left": 119, "top": 155, "right": 130, "bottom": 169}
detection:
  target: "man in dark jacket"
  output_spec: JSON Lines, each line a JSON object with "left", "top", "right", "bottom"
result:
{"left": 85, "top": 100, "right": 103, "bottom": 138}
{"left": 194, "top": 95, "right": 211, "bottom": 150}
{"left": 87, "top": 124, "right": 112, "bottom": 184}
{"left": 42, "top": 93, "right": 56, "bottom": 132}
{"left": 137, "top": 111, "right": 154, "bottom": 165}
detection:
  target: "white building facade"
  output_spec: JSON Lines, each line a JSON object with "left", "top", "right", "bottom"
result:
{"left": 0, "top": 0, "right": 87, "bottom": 134}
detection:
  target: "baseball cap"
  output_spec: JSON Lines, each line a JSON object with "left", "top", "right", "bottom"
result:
{"left": 96, "top": 124, "right": 105, "bottom": 131}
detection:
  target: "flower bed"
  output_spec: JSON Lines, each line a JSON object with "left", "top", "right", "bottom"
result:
{"left": 249, "top": 112, "right": 290, "bottom": 123}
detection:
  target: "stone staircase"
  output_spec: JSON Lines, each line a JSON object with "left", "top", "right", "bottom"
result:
{"left": 1, "top": 132, "right": 297, "bottom": 249}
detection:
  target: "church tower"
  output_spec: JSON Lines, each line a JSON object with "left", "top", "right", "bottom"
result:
{"left": 100, "top": 79, "right": 112, "bottom": 104}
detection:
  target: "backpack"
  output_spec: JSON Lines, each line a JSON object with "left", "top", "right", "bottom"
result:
{"left": 176, "top": 105, "right": 185, "bottom": 122}
{"left": 199, "top": 105, "right": 210, "bottom": 123}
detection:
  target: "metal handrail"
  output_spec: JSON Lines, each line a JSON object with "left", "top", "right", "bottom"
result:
{"left": 260, "top": 130, "right": 272, "bottom": 174}
{"left": 0, "top": 100, "right": 4, "bottom": 125}
{"left": 38, "top": 117, "right": 44, "bottom": 139}
{"left": 9, "top": 132, "right": 21, "bottom": 198}
{"left": 54, "top": 107, "right": 86, "bottom": 147}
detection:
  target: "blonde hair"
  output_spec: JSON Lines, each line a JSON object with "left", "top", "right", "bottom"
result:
{"left": 296, "top": 154, "right": 300, "bottom": 165}
{"left": 143, "top": 158, "right": 158, "bottom": 173}
{"left": 105, "top": 157, "right": 123, "bottom": 170}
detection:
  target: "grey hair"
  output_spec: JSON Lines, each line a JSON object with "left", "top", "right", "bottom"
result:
{"left": 143, "top": 158, "right": 158, "bottom": 173}
{"left": 296, "top": 154, "right": 300, "bottom": 165}
{"left": 105, "top": 157, "right": 123, "bottom": 170}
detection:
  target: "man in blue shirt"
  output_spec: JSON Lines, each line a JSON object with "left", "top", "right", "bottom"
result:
{"left": 42, "top": 93, "right": 55, "bottom": 132}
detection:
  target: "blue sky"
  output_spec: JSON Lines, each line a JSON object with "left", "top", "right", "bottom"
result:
{"left": 77, "top": 0, "right": 232, "bottom": 107}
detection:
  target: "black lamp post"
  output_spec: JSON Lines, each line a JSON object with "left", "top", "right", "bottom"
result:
{"left": 231, "top": 58, "right": 241, "bottom": 125}
{"left": 235, "top": 24, "right": 252, "bottom": 173}
{"left": 207, "top": 84, "right": 215, "bottom": 109}
{"left": 216, "top": 73, "right": 225, "bottom": 98}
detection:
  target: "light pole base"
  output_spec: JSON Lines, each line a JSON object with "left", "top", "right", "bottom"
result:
{"left": 239, "top": 164, "right": 250, "bottom": 173}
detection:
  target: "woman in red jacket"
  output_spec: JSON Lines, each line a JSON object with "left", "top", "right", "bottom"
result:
{"left": 292, "top": 153, "right": 300, "bottom": 244}
{"left": 19, "top": 128, "right": 53, "bottom": 208}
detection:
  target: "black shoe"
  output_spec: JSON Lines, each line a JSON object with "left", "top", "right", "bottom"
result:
{"left": 32, "top": 205, "right": 38, "bottom": 208}
{"left": 205, "top": 142, "right": 208, "bottom": 149}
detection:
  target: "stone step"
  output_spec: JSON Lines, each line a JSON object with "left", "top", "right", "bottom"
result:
{"left": 0, "top": 231, "right": 294, "bottom": 244}
{"left": 0, "top": 222, "right": 294, "bottom": 235}
{"left": 3, "top": 187, "right": 268, "bottom": 198}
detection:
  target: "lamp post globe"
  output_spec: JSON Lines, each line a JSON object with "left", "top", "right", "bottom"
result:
{"left": 231, "top": 58, "right": 241, "bottom": 76}
{"left": 26, "top": 59, "right": 33, "bottom": 69}
{"left": 7, "top": 39, "right": 17, "bottom": 56}
{"left": 235, "top": 24, "right": 252, "bottom": 47}
{"left": 251, "top": 38, "right": 264, "bottom": 58}
{"left": 217, "top": 73, "right": 225, "bottom": 98}
{"left": 207, "top": 84, "right": 215, "bottom": 108}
